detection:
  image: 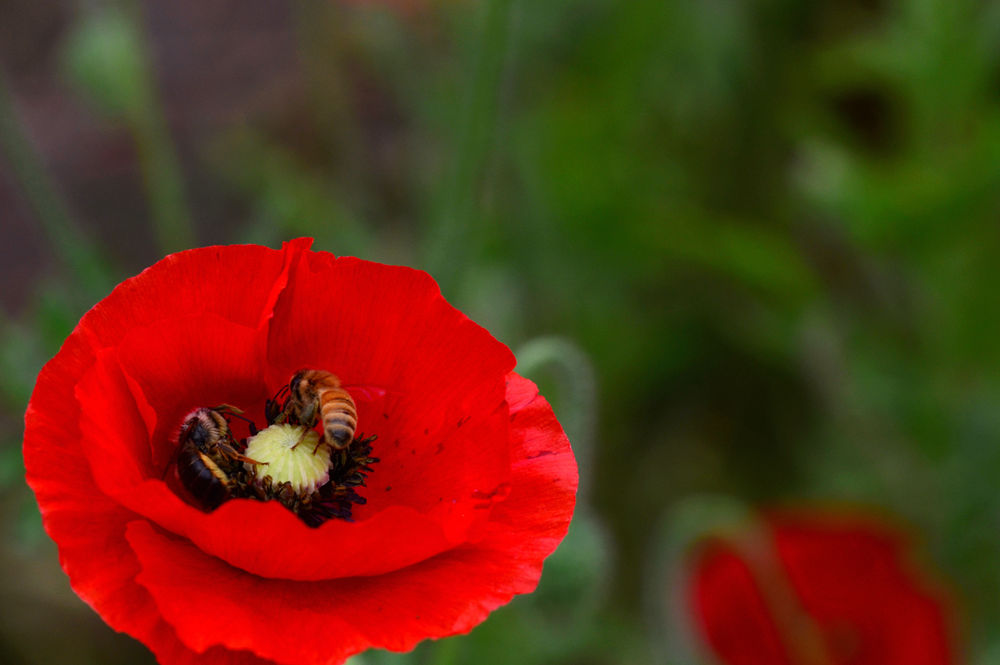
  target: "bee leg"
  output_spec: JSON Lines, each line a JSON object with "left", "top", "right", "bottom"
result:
{"left": 311, "top": 435, "right": 334, "bottom": 455}
{"left": 296, "top": 402, "right": 318, "bottom": 430}
{"left": 289, "top": 428, "right": 310, "bottom": 450}
{"left": 265, "top": 399, "right": 283, "bottom": 425}
{"left": 233, "top": 452, "right": 267, "bottom": 465}
{"left": 222, "top": 407, "right": 260, "bottom": 435}
{"left": 218, "top": 441, "right": 267, "bottom": 466}
{"left": 265, "top": 385, "right": 290, "bottom": 424}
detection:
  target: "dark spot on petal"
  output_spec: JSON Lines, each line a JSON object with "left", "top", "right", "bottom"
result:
{"left": 435, "top": 442, "right": 445, "bottom": 455}
{"left": 471, "top": 482, "right": 512, "bottom": 501}
{"left": 526, "top": 450, "right": 556, "bottom": 459}
{"left": 385, "top": 485, "right": 392, "bottom": 491}
{"left": 424, "top": 428, "right": 429, "bottom": 435}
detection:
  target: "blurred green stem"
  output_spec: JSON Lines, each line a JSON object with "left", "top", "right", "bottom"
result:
{"left": 0, "top": 68, "right": 113, "bottom": 299}
{"left": 645, "top": 495, "right": 754, "bottom": 665}
{"left": 123, "top": 1, "right": 195, "bottom": 254}
{"left": 130, "top": 103, "right": 194, "bottom": 254}
{"left": 424, "top": 0, "right": 515, "bottom": 292}
{"left": 63, "top": 3, "right": 195, "bottom": 255}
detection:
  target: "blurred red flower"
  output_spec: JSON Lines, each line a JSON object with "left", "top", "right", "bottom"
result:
{"left": 24, "top": 239, "right": 577, "bottom": 665}
{"left": 687, "top": 509, "right": 958, "bottom": 665}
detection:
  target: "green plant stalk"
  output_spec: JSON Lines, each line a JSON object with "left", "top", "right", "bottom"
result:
{"left": 290, "top": 0, "right": 367, "bottom": 203}
{"left": 424, "top": 0, "right": 515, "bottom": 292}
{"left": 129, "top": 107, "right": 194, "bottom": 254}
{"left": 124, "top": 2, "right": 195, "bottom": 254}
{"left": 0, "top": 69, "right": 113, "bottom": 298}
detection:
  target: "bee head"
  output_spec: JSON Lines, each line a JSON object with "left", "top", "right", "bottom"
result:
{"left": 290, "top": 370, "right": 310, "bottom": 401}
{"left": 181, "top": 408, "right": 228, "bottom": 449}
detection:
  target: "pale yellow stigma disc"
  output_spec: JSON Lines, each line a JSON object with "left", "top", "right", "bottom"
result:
{"left": 244, "top": 424, "right": 331, "bottom": 495}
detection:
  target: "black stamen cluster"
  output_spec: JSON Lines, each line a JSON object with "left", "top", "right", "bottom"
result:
{"left": 229, "top": 433, "right": 379, "bottom": 528}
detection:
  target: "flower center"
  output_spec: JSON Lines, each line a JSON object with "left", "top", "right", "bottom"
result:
{"left": 243, "top": 425, "right": 331, "bottom": 494}
{"left": 170, "top": 369, "right": 380, "bottom": 526}
{"left": 233, "top": 427, "right": 378, "bottom": 527}
{"left": 170, "top": 409, "right": 378, "bottom": 527}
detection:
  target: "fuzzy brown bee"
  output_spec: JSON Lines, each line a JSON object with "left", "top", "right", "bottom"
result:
{"left": 270, "top": 369, "right": 358, "bottom": 450}
{"left": 175, "top": 406, "right": 261, "bottom": 511}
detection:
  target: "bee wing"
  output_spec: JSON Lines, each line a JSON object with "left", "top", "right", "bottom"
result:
{"left": 341, "top": 384, "right": 393, "bottom": 402}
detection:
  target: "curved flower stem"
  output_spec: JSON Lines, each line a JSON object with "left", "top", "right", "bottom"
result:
{"left": 515, "top": 336, "right": 597, "bottom": 493}
{"left": 644, "top": 495, "right": 755, "bottom": 665}
{"left": 0, "top": 68, "right": 113, "bottom": 299}
{"left": 423, "top": 0, "right": 516, "bottom": 293}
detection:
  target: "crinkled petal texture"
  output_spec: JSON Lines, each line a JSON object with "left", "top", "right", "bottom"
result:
{"left": 687, "top": 510, "right": 958, "bottom": 665}
{"left": 24, "top": 239, "right": 578, "bottom": 665}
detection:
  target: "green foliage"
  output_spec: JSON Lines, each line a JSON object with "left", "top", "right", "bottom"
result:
{"left": 62, "top": 4, "right": 194, "bottom": 253}
{"left": 4, "top": 0, "right": 1000, "bottom": 661}
{"left": 61, "top": 6, "right": 149, "bottom": 119}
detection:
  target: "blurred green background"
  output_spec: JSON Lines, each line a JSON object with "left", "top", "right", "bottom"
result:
{"left": 1, "top": 0, "right": 999, "bottom": 662}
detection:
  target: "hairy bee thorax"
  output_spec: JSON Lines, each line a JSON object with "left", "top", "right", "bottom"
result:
{"left": 171, "top": 370, "right": 378, "bottom": 527}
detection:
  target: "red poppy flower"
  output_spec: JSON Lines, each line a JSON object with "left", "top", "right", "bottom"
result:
{"left": 686, "top": 509, "right": 958, "bottom": 665}
{"left": 23, "top": 238, "right": 578, "bottom": 665}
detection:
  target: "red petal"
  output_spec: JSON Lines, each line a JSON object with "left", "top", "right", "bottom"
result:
{"left": 688, "top": 543, "right": 793, "bottom": 665}
{"left": 348, "top": 395, "right": 512, "bottom": 527}
{"left": 80, "top": 240, "right": 309, "bottom": 353}
{"left": 27, "top": 241, "right": 578, "bottom": 664}
{"left": 71, "top": 313, "right": 264, "bottom": 504}
{"left": 267, "top": 253, "right": 516, "bottom": 397}
{"left": 264, "top": 252, "right": 516, "bottom": 533}
{"left": 23, "top": 334, "right": 276, "bottom": 665}
{"left": 126, "top": 373, "right": 577, "bottom": 664}
{"left": 768, "top": 513, "right": 956, "bottom": 665}
{"left": 688, "top": 511, "right": 958, "bottom": 665}
{"left": 112, "top": 314, "right": 268, "bottom": 473}
{"left": 466, "top": 374, "right": 579, "bottom": 567}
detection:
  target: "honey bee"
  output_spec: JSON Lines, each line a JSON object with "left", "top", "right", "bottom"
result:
{"left": 175, "top": 406, "right": 262, "bottom": 511}
{"left": 269, "top": 369, "right": 358, "bottom": 450}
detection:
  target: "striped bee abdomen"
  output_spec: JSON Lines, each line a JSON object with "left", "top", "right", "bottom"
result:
{"left": 285, "top": 369, "right": 360, "bottom": 450}
{"left": 320, "top": 388, "right": 358, "bottom": 449}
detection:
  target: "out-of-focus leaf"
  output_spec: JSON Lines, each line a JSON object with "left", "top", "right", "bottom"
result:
{"left": 61, "top": 5, "right": 194, "bottom": 253}
{"left": 654, "top": 213, "right": 821, "bottom": 305}
{"left": 61, "top": 7, "right": 149, "bottom": 119}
